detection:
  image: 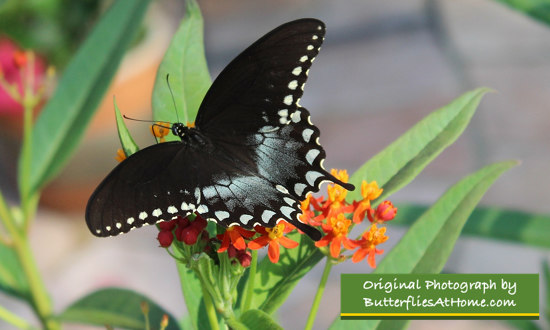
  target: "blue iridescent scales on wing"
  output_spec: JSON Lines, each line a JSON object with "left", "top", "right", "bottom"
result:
{"left": 85, "top": 18, "right": 354, "bottom": 241}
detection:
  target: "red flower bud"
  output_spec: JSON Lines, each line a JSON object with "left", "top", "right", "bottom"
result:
{"left": 375, "top": 201, "right": 397, "bottom": 222}
{"left": 158, "top": 219, "right": 176, "bottom": 231}
{"left": 176, "top": 215, "right": 190, "bottom": 228}
{"left": 191, "top": 215, "right": 207, "bottom": 230}
{"left": 157, "top": 230, "right": 174, "bottom": 247}
{"left": 238, "top": 251, "right": 252, "bottom": 268}
{"left": 227, "top": 245, "right": 238, "bottom": 258}
{"left": 181, "top": 226, "right": 200, "bottom": 245}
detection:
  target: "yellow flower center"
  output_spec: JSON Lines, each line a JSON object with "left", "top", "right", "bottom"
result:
{"left": 266, "top": 223, "right": 285, "bottom": 240}
{"left": 328, "top": 169, "right": 350, "bottom": 203}
{"left": 328, "top": 214, "right": 351, "bottom": 237}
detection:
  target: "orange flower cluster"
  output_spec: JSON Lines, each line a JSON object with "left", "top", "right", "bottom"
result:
{"left": 302, "top": 169, "right": 396, "bottom": 268}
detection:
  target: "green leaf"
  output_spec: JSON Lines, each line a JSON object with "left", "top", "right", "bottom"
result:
{"left": 24, "top": 0, "right": 151, "bottom": 194}
{"left": 239, "top": 309, "right": 283, "bottom": 330}
{"left": 58, "top": 287, "right": 180, "bottom": 330}
{"left": 0, "top": 243, "right": 29, "bottom": 301}
{"left": 348, "top": 88, "right": 491, "bottom": 203}
{"left": 330, "top": 160, "right": 516, "bottom": 329}
{"left": 393, "top": 204, "right": 550, "bottom": 249}
{"left": 175, "top": 253, "right": 212, "bottom": 330}
{"left": 249, "top": 231, "right": 324, "bottom": 314}
{"left": 495, "top": 0, "right": 550, "bottom": 27}
{"left": 151, "top": 0, "right": 211, "bottom": 139}
{"left": 114, "top": 97, "right": 140, "bottom": 157}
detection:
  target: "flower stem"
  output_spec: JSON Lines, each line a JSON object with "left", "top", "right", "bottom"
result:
{"left": 0, "top": 304, "right": 33, "bottom": 329}
{"left": 304, "top": 259, "right": 333, "bottom": 330}
{"left": 201, "top": 281, "right": 220, "bottom": 330}
{"left": 240, "top": 249, "right": 258, "bottom": 312}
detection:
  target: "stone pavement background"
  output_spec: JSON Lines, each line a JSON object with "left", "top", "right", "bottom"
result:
{"left": 0, "top": 0, "right": 548, "bottom": 329}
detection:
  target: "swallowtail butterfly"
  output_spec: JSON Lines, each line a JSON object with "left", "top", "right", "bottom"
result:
{"left": 86, "top": 18, "right": 354, "bottom": 241}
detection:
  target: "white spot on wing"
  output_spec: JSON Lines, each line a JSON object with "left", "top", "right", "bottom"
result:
{"left": 291, "top": 110, "right": 301, "bottom": 123}
{"left": 105, "top": 226, "right": 111, "bottom": 231}
{"left": 276, "top": 185, "right": 289, "bottom": 194}
{"left": 294, "top": 183, "right": 307, "bottom": 196}
{"left": 280, "top": 206, "right": 294, "bottom": 218}
{"left": 95, "top": 229, "right": 101, "bottom": 234}
{"left": 292, "top": 66, "right": 302, "bottom": 76}
{"left": 152, "top": 208, "right": 162, "bottom": 217}
{"left": 139, "top": 212, "right": 147, "bottom": 220}
{"left": 306, "top": 171, "right": 324, "bottom": 186}
{"left": 283, "top": 95, "right": 293, "bottom": 106}
{"left": 240, "top": 214, "right": 253, "bottom": 225}
{"left": 312, "top": 35, "right": 319, "bottom": 40}
{"left": 261, "top": 210, "right": 276, "bottom": 223}
{"left": 299, "top": 55, "right": 308, "bottom": 62}
{"left": 116, "top": 222, "right": 122, "bottom": 229}
{"left": 302, "top": 128, "right": 314, "bottom": 142}
{"left": 305, "top": 149, "right": 321, "bottom": 165}
{"left": 197, "top": 204, "right": 208, "bottom": 214}
{"left": 215, "top": 211, "right": 230, "bottom": 221}
{"left": 307, "top": 45, "right": 314, "bottom": 51}
{"left": 194, "top": 187, "right": 201, "bottom": 204}
{"left": 288, "top": 80, "right": 298, "bottom": 90}
{"left": 167, "top": 206, "right": 178, "bottom": 214}
{"left": 284, "top": 197, "right": 295, "bottom": 206}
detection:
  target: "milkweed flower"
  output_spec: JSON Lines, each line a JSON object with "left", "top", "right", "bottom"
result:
{"left": 349, "top": 224, "right": 388, "bottom": 268}
{"left": 315, "top": 213, "right": 355, "bottom": 258}
{"left": 352, "top": 181, "right": 383, "bottom": 223}
{"left": 248, "top": 222, "right": 299, "bottom": 263}
{"left": 217, "top": 226, "right": 256, "bottom": 252}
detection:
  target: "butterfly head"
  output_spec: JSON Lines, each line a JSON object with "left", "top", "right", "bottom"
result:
{"left": 171, "top": 122, "right": 189, "bottom": 138}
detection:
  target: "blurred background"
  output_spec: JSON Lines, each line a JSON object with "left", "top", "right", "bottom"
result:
{"left": 0, "top": 0, "right": 549, "bottom": 329}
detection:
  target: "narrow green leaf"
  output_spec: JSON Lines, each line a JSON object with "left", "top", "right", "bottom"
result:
{"left": 348, "top": 88, "right": 491, "bottom": 203}
{"left": 0, "top": 243, "right": 29, "bottom": 301}
{"left": 25, "top": 0, "right": 151, "bottom": 194}
{"left": 495, "top": 0, "right": 550, "bottom": 27}
{"left": 377, "top": 161, "right": 517, "bottom": 273}
{"left": 58, "top": 288, "right": 180, "bottom": 330}
{"left": 240, "top": 309, "right": 283, "bottom": 330}
{"left": 114, "top": 97, "right": 139, "bottom": 157}
{"left": 174, "top": 253, "right": 211, "bottom": 330}
{"left": 330, "top": 160, "right": 516, "bottom": 329}
{"left": 543, "top": 260, "right": 550, "bottom": 324}
{"left": 392, "top": 204, "right": 550, "bottom": 249}
{"left": 249, "top": 231, "right": 324, "bottom": 314}
{"left": 152, "top": 0, "right": 211, "bottom": 138}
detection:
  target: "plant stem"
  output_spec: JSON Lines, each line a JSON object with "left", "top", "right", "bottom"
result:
{"left": 12, "top": 234, "right": 59, "bottom": 329}
{"left": 304, "top": 259, "right": 333, "bottom": 330}
{"left": 0, "top": 304, "right": 34, "bottom": 329}
{"left": 201, "top": 281, "right": 219, "bottom": 330}
{"left": 241, "top": 249, "right": 258, "bottom": 312}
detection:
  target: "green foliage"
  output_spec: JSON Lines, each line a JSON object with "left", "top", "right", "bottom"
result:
{"left": 0, "top": 243, "right": 29, "bottom": 300}
{"left": 496, "top": 0, "right": 550, "bottom": 26}
{"left": 394, "top": 204, "right": 550, "bottom": 249}
{"left": 114, "top": 97, "right": 140, "bottom": 157}
{"left": 58, "top": 288, "right": 180, "bottom": 330}
{"left": 348, "top": 88, "right": 491, "bottom": 203}
{"left": 250, "top": 231, "right": 324, "bottom": 314}
{"left": 22, "top": 0, "right": 151, "bottom": 196}
{"left": 151, "top": 0, "right": 211, "bottom": 138}
{"left": 240, "top": 309, "right": 283, "bottom": 329}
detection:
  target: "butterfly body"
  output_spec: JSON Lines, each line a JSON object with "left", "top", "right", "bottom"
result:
{"left": 86, "top": 18, "right": 354, "bottom": 241}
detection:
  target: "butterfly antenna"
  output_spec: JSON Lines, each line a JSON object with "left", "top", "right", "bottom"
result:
{"left": 122, "top": 115, "right": 171, "bottom": 127}
{"left": 166, "top": 74, "right": 188, "bottom": 125}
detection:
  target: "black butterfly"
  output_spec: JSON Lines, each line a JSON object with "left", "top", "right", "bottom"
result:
{"left": 86, "top": 18, "right": 354, "bottom": 241}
